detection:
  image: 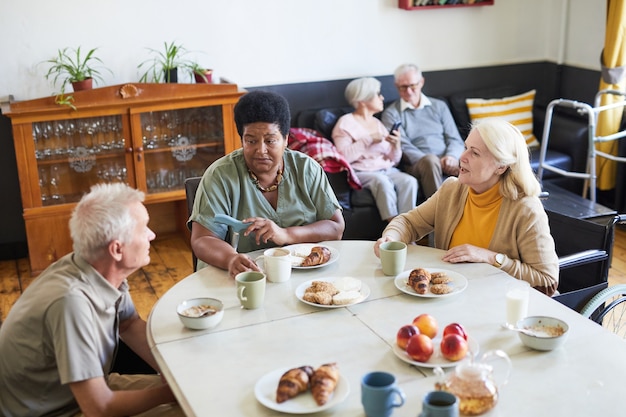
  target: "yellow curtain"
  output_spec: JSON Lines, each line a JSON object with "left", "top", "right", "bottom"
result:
{"left": 597, "top": 0, "right": 626, "bottom": 190}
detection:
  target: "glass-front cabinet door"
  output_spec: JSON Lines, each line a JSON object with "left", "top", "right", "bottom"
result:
{"left": 8, "top": 82, "right": 243, "bottom": 275}
{"left": 32, "top": 115, "right": 128, "bottom": 206}
{"left": 137, "top": 105, "right": 225, "bottom": 194}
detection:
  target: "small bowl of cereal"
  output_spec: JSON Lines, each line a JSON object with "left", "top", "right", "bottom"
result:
{"left": 515, "top": 316, "right": 569, "bottom": 351}
{"left": 177, "top": 298, "right": 224, "bottom": 330}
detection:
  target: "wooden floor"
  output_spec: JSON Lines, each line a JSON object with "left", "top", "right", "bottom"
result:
{"left": 2, "top": 226, "right": 626, "bottom": 322}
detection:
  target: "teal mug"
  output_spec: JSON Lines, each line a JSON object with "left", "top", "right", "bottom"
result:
{"left": 361, "top": 371, "right": 405, "bottom": 417}
{"left": 419, "top": 391, "right": 459, "bottom": 417}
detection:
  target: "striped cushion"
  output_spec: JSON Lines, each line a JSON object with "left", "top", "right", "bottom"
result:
{"left": 466, "top": 89, "right": 540, "bottom": 148}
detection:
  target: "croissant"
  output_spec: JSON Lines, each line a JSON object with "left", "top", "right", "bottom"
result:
{"left": 276, "top": 365, "right": 314, "bottom": 403}
{"left": 408, "top": 268, "right": 431, "bottom": 294}
{"left": 311, "top": 363, "right": 339, "bottom": 406}
{"left": 301, "top": 246, "right": 331, "bottom": 267}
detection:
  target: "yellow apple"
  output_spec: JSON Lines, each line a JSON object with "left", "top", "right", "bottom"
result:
{"left": 413, "top": 314, "right": 438, "bottom": 339}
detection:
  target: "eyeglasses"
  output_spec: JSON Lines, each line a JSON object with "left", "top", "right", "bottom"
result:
{"left": 397, "top": 83, "right": 421, "bottom": 92}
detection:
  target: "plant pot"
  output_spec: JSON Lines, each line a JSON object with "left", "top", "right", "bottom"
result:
{"left": 72, "top": 78, "right": 93, "bottom": 91}
{"left": 194, "top": 70, "right": 213, "bottom": 84}
{"left": 164, "top": 68, "right": 178, "bottom": 83}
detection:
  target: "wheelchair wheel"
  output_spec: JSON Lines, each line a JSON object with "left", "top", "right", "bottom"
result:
{"left": 580, "top": 284, "right": 626, "bottom": 338}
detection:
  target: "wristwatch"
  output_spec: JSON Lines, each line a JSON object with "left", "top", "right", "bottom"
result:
{"left": 493, "top": 253, "right": 506, "bottom": 268}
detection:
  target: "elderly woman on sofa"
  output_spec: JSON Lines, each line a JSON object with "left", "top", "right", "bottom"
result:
{"left": 332, "top": 77, "right": 418, "bottom": 222}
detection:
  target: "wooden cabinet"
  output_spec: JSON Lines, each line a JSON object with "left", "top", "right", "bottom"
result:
{"left": 7, "top": 82, "right": 245, "bottom": 275}
{"left": 398, "top": 0, "right": 494, "bottom": 10}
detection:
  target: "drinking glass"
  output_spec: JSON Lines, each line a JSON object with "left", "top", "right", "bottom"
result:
{"left": 505, "top": 280, "right": 530, "bottom": 325}
{"left": 49, "top": 164, "right": 63, "bottom": 202}
{"left": 32, "top": 123, "right": 45, "bottom": 160}
{"left": 38, "top": 166, "right": 49, "bottom": 203}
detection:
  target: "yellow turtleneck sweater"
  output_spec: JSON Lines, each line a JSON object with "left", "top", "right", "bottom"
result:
{"left": 449, "top": 182, "right": 503, "bottom": 249}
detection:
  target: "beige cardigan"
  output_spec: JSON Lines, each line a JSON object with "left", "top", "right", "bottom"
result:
{"left": 384, "top": 177, "right": 559, "bottom": 295}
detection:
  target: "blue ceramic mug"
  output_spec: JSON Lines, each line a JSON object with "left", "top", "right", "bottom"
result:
{"left": 361, "top": 371, "right": 406, "bottom": 417}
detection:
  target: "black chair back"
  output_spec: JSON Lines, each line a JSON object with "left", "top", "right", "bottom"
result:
{"left": 550, "top": 210, "right": 621, "bottom": 312}
{"left": 184, "top": 177, "right": 202, "bottom": 271}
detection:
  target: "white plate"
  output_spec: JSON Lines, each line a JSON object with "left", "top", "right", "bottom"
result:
{"left": 295, "top": 278, "right": 370, "bottom": 308}
{"left": 392, "top": 336, "right": 479, "bottom": 368}
{"left": 394, "top": 268, "right": 468, "bottom": 298}
{"left": 284, "top": 244, "right": 339, "bottom": 269}
{"left": 254, "top": 367, "right": 350, "bottom": 414}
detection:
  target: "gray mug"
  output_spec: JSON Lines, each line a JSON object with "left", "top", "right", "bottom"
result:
{"left": 419, "top": 391, "right": 459, "bottom": 417}
{"left": 235, "top": 271, "right": 266, "bottom": 309}
{"left": 379, "top": 241, "right": 407, "bottom": 276}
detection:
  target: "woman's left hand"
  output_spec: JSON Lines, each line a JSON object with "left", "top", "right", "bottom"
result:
{"left": 442, "top": 244, "right": 495, "bottom": 265}
{"left": 243, "top": 217, "right": 289, "bottom": 246}
{"left": 386, "top": 131, "right": 401, "bottom": 148}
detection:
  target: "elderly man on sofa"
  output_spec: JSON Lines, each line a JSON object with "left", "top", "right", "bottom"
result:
{"left": 382, "top": 63, "right": 465, "bottom": 199}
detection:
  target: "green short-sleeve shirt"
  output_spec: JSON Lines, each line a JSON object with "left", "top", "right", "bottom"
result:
{"left": 189, "top": 148, "right": 341, "bottom": 261}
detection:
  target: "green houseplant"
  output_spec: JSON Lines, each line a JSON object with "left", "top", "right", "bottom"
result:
{"left": 43, "top": 46, "right": 110, "bottom": 92}
{"left": 138, "top": 41, "right": 196, "bottom": 83}
{"left": 189, "top": 62, "right": 213, "bottom": 84}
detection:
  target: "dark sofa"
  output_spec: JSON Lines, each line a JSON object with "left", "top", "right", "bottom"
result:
{"left": 291, "top": 87, "right": 589, "bottom": 241}
{"left": 250, "top": 61, "right": 601, "bottom": 240}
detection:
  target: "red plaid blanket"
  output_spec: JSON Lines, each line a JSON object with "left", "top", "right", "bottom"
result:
{"left": 288, "top": 127, "right": 362, "bottom": 190}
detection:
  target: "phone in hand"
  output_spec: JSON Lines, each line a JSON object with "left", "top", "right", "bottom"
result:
{"left": 390, "top": 121, "right": 402, "bottom": 134}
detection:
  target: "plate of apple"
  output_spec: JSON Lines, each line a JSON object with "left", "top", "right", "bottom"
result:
{"left": 393, "top": 315, "right": 478, "bottom": 368}
{"left": 394, "top": 268, "right": 468, "bottom": 298}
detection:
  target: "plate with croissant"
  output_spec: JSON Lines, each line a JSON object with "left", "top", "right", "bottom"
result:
{"left": 285, "top": 244, "right": 339, "bottom": 269}
{"left": 296, "top": 277, "right": 370, "bottom": 308}
{"left": 255, "top": 363, "right": 349, "bottom": 414}
{"left": 394, "top": 267, "right": 468, "bottom": 298}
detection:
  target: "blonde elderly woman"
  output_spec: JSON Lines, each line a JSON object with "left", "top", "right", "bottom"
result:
{"left": 374, "top": 118, "right": 559, "bottom": 296}
{"left": 332, "top": 77, "right": 418, "bottom": 221}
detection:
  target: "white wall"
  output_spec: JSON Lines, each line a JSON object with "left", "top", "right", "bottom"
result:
{"left": 0, "top": 0, "right": 605, "bottom": 101}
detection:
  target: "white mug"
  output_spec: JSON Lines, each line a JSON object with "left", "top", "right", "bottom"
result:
{"left": 256, "top": 248, "right": 292, "bottom": 283}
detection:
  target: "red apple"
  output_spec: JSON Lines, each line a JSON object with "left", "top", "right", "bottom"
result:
{"left": 413, "top": 314, "right": 438, "bottom": 339}
{"left": 396, "top": 324, "right": 420, "bottom": 350}
{"left": 443, "top": 323, "right": 468, "bottom": 341}
{"left": 440, "top": 334, "right": 469, "bottom": 361}
{"left": 406, "top": 333, "right": 434, "bottom": 362}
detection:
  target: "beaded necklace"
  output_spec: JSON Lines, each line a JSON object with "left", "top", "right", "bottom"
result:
{"left": 248, "top": 166, "right": 283, "bottom": 193}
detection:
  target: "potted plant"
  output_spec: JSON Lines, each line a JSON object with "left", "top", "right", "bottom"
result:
{"left": 189, "top": 62, "right": 213, "bottom": 84}
{"left": 43, "top": 46, "right": 110, "bottom": 92}
{"left": 138, "top": 41, "right": 196, "bottom": 83}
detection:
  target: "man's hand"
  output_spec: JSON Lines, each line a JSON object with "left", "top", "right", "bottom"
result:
{"left": 441, "top": 156, "right": 459, "bottom": 176}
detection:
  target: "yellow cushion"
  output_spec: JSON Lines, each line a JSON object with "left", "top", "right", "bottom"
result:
{"left": 466, "top": 90, "right": 540, "bottom": 149}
